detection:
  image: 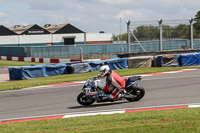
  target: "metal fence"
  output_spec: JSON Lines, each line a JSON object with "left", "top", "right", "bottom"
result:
{"left": 25, "top": 44, "right": 127, "bottom": 59}
{"left": 127, "top": 19, "right": 200, "bottom": 52}
{"left": 1, "top": 40, "right": 200, "bottom": 59}
{"left": 24, "top": 39, "right": 200, "bottom": 59}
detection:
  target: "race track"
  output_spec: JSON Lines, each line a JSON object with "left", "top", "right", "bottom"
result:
{"left": 1, "top": 69, "right": 200, "bottom": 120}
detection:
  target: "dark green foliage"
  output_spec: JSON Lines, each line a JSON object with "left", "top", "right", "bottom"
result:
{"left": 114, "top": 11, "right": 200, "bottom": 41}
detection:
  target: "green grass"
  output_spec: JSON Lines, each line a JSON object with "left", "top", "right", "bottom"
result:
{"left": 1, "top": 108, "right": 200, "bottom": 133}
{"left": 0, "top": 60, "right": 44, "bottom": 66}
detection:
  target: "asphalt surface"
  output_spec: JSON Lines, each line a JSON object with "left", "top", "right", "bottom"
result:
{"left": 0, "top": 69, "right": 200, "bottom": 120}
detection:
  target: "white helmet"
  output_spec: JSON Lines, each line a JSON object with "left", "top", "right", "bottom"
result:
{"left": 99, "top": 65, "right": 110, "bottom": 77}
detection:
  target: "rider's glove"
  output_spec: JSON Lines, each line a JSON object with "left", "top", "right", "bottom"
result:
{"left": 97, "top": 75, "right": 102, "bottom": 79}
{"left": 138, "top": 76, "right": 142, "bottom": 80}
{"left": 93, "top": 76, "right": 98, "bottom": 80}
{"left": 93, "top": 75, "right": 102, "bottom": 80}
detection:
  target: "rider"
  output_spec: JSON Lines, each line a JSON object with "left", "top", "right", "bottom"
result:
{"left": 96, "top": 65, "right": 125, "bottom": 101}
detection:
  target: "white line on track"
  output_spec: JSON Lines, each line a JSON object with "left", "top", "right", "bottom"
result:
{"left": 1, "top": 103, "right": 200, "bottom": 122}
{"left": 143, "top": 74, "right": 200, "bottom": 81}
{"left": 62, "top": 110, "right": 125, "bottom": 118}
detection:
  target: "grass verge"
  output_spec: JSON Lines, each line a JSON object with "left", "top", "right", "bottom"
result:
{"left": 0, "top": 60, "right": 44, "bottom": 66}
{"left": 0, "top": 66, "right": 200, "bottom": 91}
{"left": 1, "top": 108, "right": 200, "bottom": 133}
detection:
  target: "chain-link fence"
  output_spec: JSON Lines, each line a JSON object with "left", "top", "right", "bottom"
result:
{"left": 25, "top": 44, "right": 127, "bottom": 59}
{"left": 127, "top": 19, "right": 200, "bottom": 52}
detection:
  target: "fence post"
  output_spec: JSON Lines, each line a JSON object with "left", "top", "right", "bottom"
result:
{"left": 84, "top": 32, "right": 86, "bottom": 44}
{"left": 48, "top": 47, "right": 49, "bottom": 58}
{"left": 42, "top": 47, "right": 44, "bottom": 58}
{"left": 158, "top": 19, "right": 163, "bottom": 51}
{"left": 37, "top": 47, "right": 39, "bottom": 57}
{"left": 80, "top": 47, "right": 83, "bottom": 62}
{"left": 126, "top": 20, "right": 131, "bottom": 53}
{"left": 189, "top": 18, "right": 194, "bottom": 50}
{"left": 31, "top": 47, "right": 33, "bottom": 57}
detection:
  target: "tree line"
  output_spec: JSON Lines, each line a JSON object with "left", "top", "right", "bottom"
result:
{"left": 113, "top": 11, "right": 200, "bottom": 42}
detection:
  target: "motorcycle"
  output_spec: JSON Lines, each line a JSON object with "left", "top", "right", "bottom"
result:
{"left": 77, "top": 75, "right": 145, "bottom": 106}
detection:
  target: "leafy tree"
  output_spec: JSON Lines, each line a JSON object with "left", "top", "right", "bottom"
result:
{"left": 180, "top": 25, "right": 190, "bottom": 39}
{"left": 133, "top": 25, "right": 159, "bottom": 41}
{"left": 195, "top": 11, "right": 200, "bottom": 19}
{"left": 194, "top": 11, "right": 200, "bottom": 37}
{"left": 162, "top": 25, "right": 172, "bottom": 39}
{"left": 113, "top": 11, "right": 200, "bottom": 42}
{"left": 113, "top": 33, "right": 128, "bottom": 42}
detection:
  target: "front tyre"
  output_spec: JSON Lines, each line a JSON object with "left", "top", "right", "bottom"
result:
{"left": 77, "top": 93, "right": 95, "bottom": 106}
{"left": 125, "top": 85, "right": 145, "bottom": 102}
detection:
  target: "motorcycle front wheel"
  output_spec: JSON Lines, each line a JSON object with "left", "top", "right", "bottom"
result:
{"left": 77, "top": 93, "right": 95, "bottom": 106}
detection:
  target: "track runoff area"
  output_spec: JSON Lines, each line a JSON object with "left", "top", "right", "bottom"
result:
{"left": 1, "top": 68, "right": 200, "bottom": 124}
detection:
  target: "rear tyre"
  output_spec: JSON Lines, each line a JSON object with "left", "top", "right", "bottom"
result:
{"left": 125, "top": 85, "right": 145, "bottom": 102}
{"left": 77, "top": 93, "right": 95, "bottom": 106}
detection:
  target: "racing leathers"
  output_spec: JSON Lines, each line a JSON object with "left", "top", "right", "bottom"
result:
{"left": 101, "top": 70, "right": 125, "bottom": 101}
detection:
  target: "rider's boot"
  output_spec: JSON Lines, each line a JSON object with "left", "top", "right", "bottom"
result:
{"left": 107, "top": 94, "right": 115, "bottom": 102}
{"left": 108, "top": 89, "right": 124, "bottom": 102}
{"left": 118, "top": 93, "right": 124, "bottom": 99}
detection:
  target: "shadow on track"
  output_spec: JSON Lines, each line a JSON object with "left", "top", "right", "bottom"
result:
{"left": 67, "top": 101, "right": 130, "bottom": 109}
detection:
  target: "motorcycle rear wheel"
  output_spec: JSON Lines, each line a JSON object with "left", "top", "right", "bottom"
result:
{"left": 77, "top": 93, "right": 95, "bottom": 106}
{"left": 125, "top": 85, "right": 145, "bottom": 102}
